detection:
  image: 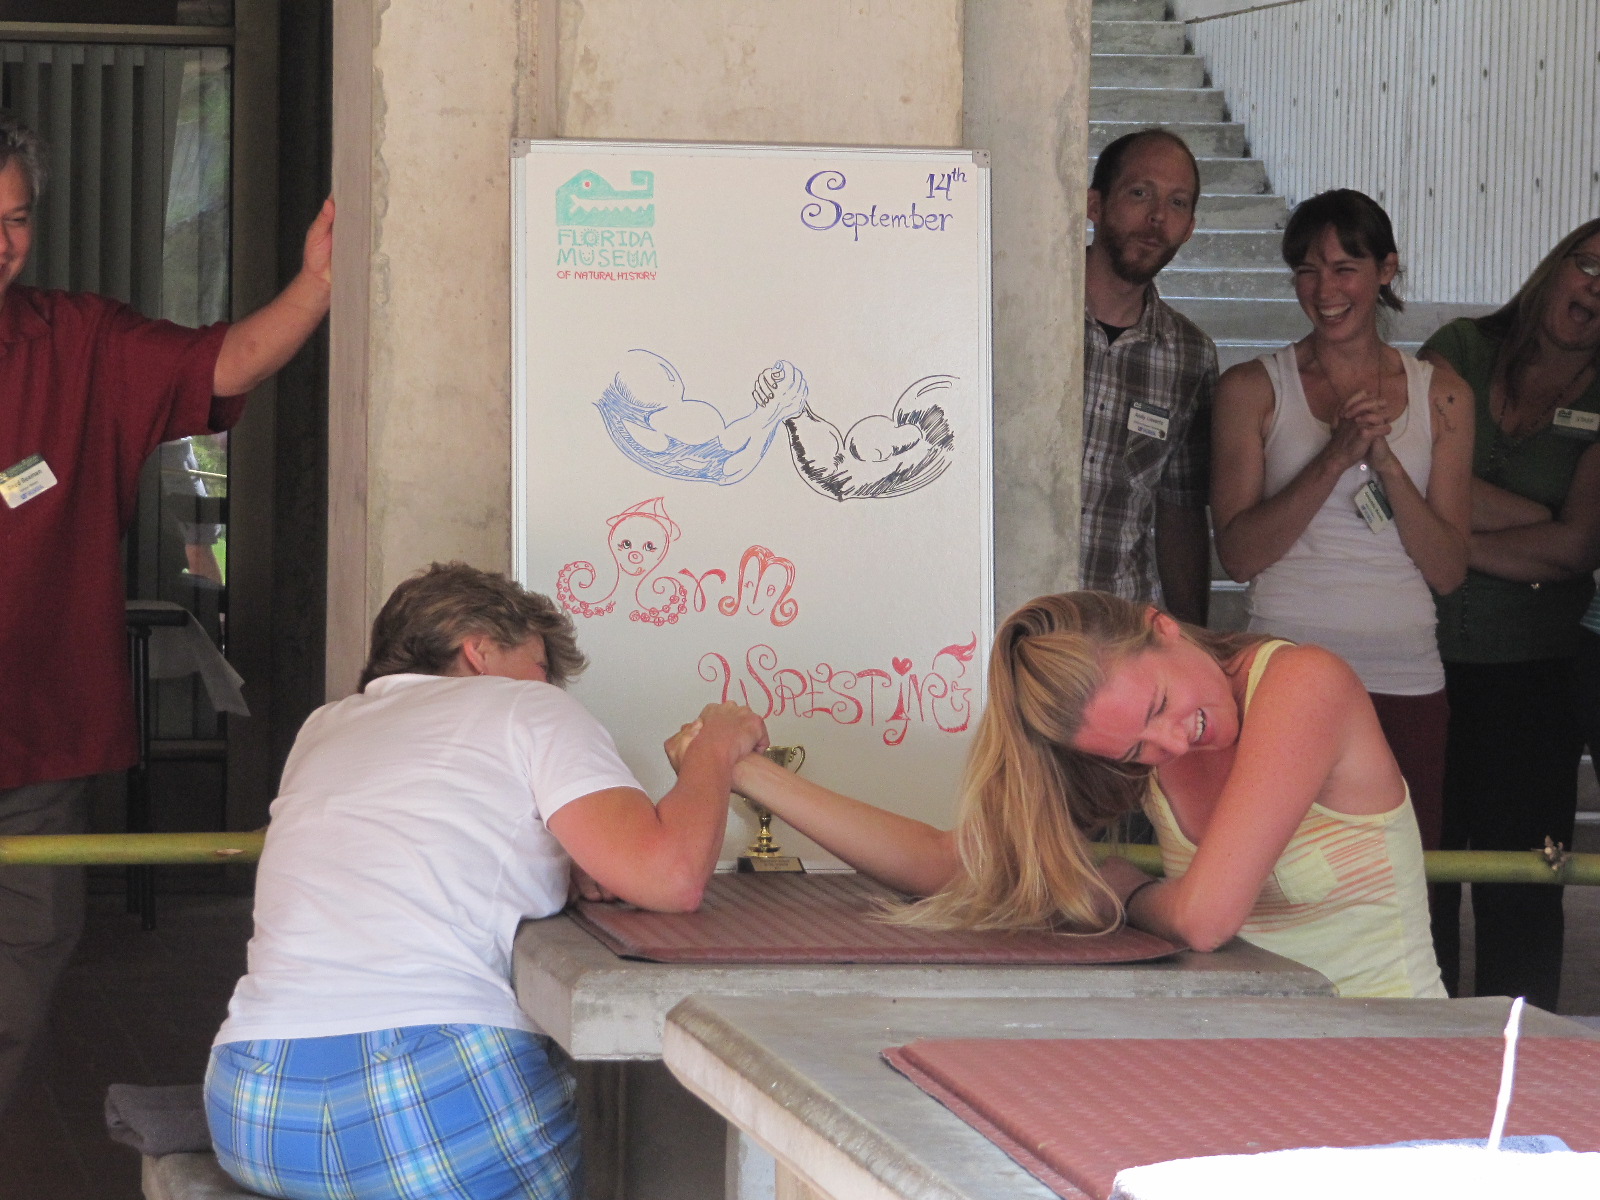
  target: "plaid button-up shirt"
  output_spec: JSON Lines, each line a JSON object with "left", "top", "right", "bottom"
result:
{"left": 1079, "top": 284, "right": 1217, "bottom": 605}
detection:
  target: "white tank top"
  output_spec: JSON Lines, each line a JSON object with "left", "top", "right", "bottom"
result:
{"left": 1246, "top": 344, "right": 1444, "bottom": 695}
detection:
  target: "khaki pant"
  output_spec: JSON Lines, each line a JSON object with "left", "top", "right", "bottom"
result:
{"left": 0, "top": 777, "right": 90, "bottom": 1117}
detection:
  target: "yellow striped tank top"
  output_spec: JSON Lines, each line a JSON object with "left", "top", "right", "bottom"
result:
{"left": 1145, "top": 641, "right": 1446, "bottom": 998}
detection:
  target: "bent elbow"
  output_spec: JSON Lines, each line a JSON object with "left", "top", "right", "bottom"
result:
{"left": 1182, "top": 927, "right": 1234, "bottom": 954}
{"left": 1169, "top": 905, "right": 1241, "bottom": 954}
{"left": 656, "top": 874, "right": 707, "bottom": 914}
{"left": 1213, "top": 540, "right": 1255, "bottom": 584}
{"left": 1429, "top": 564, "right": 1467, "bottom": 596}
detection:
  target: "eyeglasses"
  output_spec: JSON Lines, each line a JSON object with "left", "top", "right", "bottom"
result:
{"left": 1569, "top": 252, "right": 1600, "bottom": 279}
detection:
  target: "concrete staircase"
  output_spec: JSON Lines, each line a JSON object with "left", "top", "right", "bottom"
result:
{"left": 1091, "top": 0, "right": 1299, "bottom": 371}
{"left": 1090, "top": 0, "right": 1477, "bottom": 369}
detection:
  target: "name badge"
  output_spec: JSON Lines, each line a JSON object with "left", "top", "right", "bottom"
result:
{"left": 1354, "top": 478, "right": 1394, "bottom": 534}
{"left": 1127, "top": 401, "right": 1170, "bottom": 441}
{"left": 1552, "top": 408, "right": 1600, "bottom": 441}
{"left": 0, "top": 454, "right": 58, "bottom": 509}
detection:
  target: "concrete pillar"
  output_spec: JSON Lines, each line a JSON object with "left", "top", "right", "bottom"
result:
{"left": 964, "top": 1, "right": 1092, "bottom": 616}
{"left": 328, "top": 0, "right": 535, "bottom": 697}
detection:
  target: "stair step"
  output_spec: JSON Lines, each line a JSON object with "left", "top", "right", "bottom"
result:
{"left": 1168, "top": 296, "right": 1312, "bottom": 341}
{"left": 1093, "top": 0, "right": 1168, "bottom": 20}
{"left": 1171, "top": 229, "right": 1284, "bottom": 267}
{"left": 1090, "top": 53, "right": 1207, "bottom": 88}
{"left": 1192, "top": 192, "right": 1289, "bottom": 231}
{"left": 1194, "top": 157, "right": 1269, "bottom": 193}
{"left": 1090, "top": 86, "right": 1228, "bottom": 121}
{"left": 1159, "top": 267, "right": 1294, "bottom": 300}
{"left": 1090, "top": 120, "right": 1246, "bottom": 157}
{"left": 1091, "top": 154, "right": 1270, "bottom": 195}
{"left": 1091, "top": 20, "right": 1187, "bottom": 55}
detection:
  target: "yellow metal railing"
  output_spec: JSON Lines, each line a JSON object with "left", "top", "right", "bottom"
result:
{"left": 0, "top": 832, "right": 1597, "bottom": 886}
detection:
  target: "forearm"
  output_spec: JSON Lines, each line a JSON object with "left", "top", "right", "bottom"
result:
{"left": 213, "top": 270, "right": 331, "bottom": 396}
{"left": 646, "top": 744, "right": 743, "bottom": 897}
{"left": 1471, "top": 478, "right": 1552, "bottom": 531}
{"left": 1373, "top": 458, "right": 1467, "bottom": 593}
{"left": 1214, "top": 451, "right": 1345, "bottom": 581}
{"left": 731, "top": 756, "right": 958, "bottom": 895}
{"left": 1155, "top": 502, "right": 1211, "bottom": 625}
{"left": 1099, "top": 855, "right": 1236, "bottom": 950}
{"left": 1470, "top": 523, "right": 1600, "bottom": 582}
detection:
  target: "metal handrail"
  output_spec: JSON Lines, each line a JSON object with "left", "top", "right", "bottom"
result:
{"left": 1, "top": 832, "right": 1597, "bottom": 885}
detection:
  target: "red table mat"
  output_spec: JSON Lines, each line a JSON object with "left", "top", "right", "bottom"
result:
{"left": 884, "top": 1035, "right": 1600, "bottom": 1200}
{"left": 571, "top": 872, "right": 1179, "bottom": 964}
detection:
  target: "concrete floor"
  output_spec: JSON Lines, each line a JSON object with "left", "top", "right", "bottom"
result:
{"left": 2, "top": 858, "right": 1597, "bottom": 1200}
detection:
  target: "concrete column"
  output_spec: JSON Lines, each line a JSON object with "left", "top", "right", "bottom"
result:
{"left": 964, "top": 1, "right": 1092, "bottom": 617}
{"left": 551, "top": 0, "right": 962, "bottom": 144}
{"left": 328, "top": 0, "right": 533, "bottom": 697}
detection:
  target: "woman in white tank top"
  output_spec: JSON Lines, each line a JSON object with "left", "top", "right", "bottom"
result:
{"left": 1210, "top": 190, "right": 1474, "bottom": 852}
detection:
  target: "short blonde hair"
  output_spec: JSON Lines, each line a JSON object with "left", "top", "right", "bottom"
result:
{"left": 359, "top": 562, "right": 585, "bottom": 690}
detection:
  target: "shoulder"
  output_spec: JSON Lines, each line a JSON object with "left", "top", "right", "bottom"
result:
{"left": 1249, "top": 641, "right": 1366, "bottom": 712}
{"left": 506, "top": 679, "right": 610, "bottom": 736}
{"left": 1218, "top": 357, "right": 1273, "bottom": 399}
{"left": 1419, "top": 317, "right": 1493, "bottom": 369}
{"left": 1151, "top": 295, "right": 1218, "bottom": 364}
{"left": 1423, "top": 356, "right": 1472, "bottom": 424}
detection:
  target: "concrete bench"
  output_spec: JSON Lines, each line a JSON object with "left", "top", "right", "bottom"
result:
{"left": 142, "top": 1152, "right": 269, "bottom": 1200}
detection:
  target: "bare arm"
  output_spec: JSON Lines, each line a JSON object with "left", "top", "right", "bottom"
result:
{"left": 1469, "top": 441, "right": 1600, "bottom": 581}
{"left": 546, "top": 703, "right": 768, "bottom": 912}
{"left": 1118, "top": 647, "right": 1399, "bottom": 950}
{"left": 213, "top": 198, "right": 333, "bottom": 397}
{"left": 722, "top": 753, "right": 959, "bottom": 897}
{"left": 1211, "top": 360, "right": 1367, "bottom": 582}
{"left": 1471, "top": 479, "right": 1552, "bottom": 531}
{"left": 1363, "top": 362, "right": 1473, "bottom": 594}
{"left": 1155, "top": 501, "right": 1211, "bottom": 625}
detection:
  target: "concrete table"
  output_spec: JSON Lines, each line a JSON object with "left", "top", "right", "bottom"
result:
{"left": 511, "top": 910, "right": 1332, "bottom": 1200}
{"left": 662, "top": 994, "right": 1598, "bottom": 1200}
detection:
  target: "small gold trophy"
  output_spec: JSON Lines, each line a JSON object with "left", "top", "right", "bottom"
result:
{"left": 736, "top": 745, "right": 806, "bottom": 873}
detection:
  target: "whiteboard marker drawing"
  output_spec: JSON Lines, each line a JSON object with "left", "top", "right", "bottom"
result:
{"left": 596, "top": 350, "right": 809, "bottom": 484}
{"left": 783, "top": 374, "right": 957, "bottom": 501}
{"left": 555, "top": 496, "right": 688, "bottom": 625}
{"left": 557, "top": 497, "right": 802, "bottom": 629}
{"left": 717, "top": 545, "right": 800, "bottom": 627}
{"left": 697, "top": 633, "right": 977, "bottom": 745}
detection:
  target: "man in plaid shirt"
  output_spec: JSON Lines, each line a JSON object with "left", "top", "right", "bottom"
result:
{"left": 1081, "top": 128, "right": 1217, "bottom": 625}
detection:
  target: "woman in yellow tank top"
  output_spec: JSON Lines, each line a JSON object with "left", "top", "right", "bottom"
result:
{"left": 670, "top": 590, "right": 1444, "bottom": 998}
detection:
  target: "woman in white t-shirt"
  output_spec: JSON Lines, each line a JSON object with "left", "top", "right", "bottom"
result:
{"left": 1210, "top": 190, "right": 1474, "bottom": 854}
{"left": 204, "top": 562, "right": 766, "bottom": 1200}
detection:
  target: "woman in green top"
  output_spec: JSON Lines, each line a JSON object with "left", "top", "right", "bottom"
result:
{"left": 1418, "top": 218, "right": 1600, "bottom": 1010}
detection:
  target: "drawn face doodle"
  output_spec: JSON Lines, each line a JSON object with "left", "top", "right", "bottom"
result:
{"left": 720, "top": 545, "right": 800, "bottom": 626}
{"left": 745, "top": 557, "right": 795, "bottom": 616}
{"left": 610, "top": 514, "right": 671, "bottom": 577}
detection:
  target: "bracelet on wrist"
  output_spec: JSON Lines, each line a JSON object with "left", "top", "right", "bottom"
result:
{"left": 1123, "top": 877, "right": 1160, "bottom": 913}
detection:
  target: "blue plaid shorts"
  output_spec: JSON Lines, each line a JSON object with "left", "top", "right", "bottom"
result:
{"left": 205, "top": 1024, "right": 580, "bottom": 1200}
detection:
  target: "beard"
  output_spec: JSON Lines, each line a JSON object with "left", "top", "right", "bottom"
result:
{"left": 1100, "top": 227, "right": 1183, "bottom": 286}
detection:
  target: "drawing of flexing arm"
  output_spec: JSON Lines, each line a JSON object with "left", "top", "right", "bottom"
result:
{"left": 784, "top": 375, "right": 957, "bottom": 501}
{"left": 595, "top": 350, "right": 811, "bottom": 485}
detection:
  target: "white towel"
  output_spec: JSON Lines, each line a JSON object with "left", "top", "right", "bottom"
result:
{"left": 143, "top": 607, "right": 249, "bottom": 716}
{"left": 1109, "top": 1143, "right": 1598, "bottom": 1200}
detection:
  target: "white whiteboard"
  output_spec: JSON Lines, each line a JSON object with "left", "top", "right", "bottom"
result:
{"left": 511, "top": 140, "right": 992, "bottom": 864}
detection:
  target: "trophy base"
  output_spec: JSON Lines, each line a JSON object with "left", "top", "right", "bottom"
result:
{"left": 736, "top": 854, "right": 806, "bottom": 873}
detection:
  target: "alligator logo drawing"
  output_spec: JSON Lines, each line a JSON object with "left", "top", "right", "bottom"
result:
{"left": 556, "top": 170, "right": 656, "bottom": 228}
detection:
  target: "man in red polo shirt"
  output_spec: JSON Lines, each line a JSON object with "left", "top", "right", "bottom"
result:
{"left": 0, "top": 112, "right": 333, "bottom": 1115}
